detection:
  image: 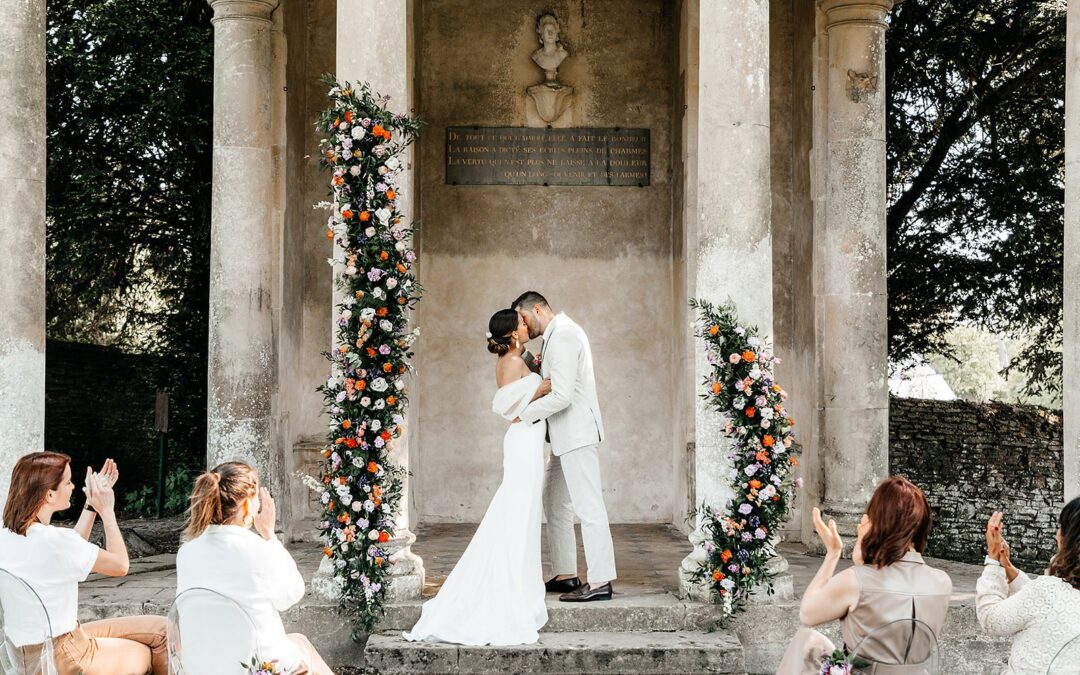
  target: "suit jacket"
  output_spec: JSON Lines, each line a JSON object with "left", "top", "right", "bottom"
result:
{"left": 519, "top": 313, "right": 605, "bottom": 455}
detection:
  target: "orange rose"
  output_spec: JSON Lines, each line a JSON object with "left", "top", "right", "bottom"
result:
{"left": 378, "top": 531, "right": 390, "bottom": 543}
{"left": 341, "top": 209, "right": 353, "bottom": 220}
{"left": 344, "top": 110, "right": 354, "bottom": 123}
{"left": 711, "top": 382, "right": 722, "bottom": 395}
{"left": 712, "top": 570, "right": 724, "bottom": 582}
{"left": 341, "top": 419, "right": 351, "bottom": 430}
{"left": 360, "top": 211, "right": 371, "bottom": 222}
{"left": 323, "top": 546, "right": 333, "bottom": 557}
{"left": 398, "top": 297, "right": 407, "bottom": 305}
{"left": 762, "top": 435, "right": 774, "bottom": 447}
{"left": 749, "top": 480, "right": 762, "bottom": 490}
{"left": 756, "top": 450, "right": 771, "bottom": 465}
{"left": 742, "top": 350, "right": 756, "bottom": 362}
{"left": 379, "top": 251, "right": 389, "bottom": 261}
{"left": 332, "top": 118, "right": 340, "bottom": 128}
{"left": 387, "top": 395, "right": 397, "bottom": 406}
{"left": 376, "top": 307, "right": 389, "bottom": 317}
{"left": 380, "top": 430, "right": 391, "bottom": 441}
{"left": 386, "top": 190, "right": 396, "bottom": 200}
{"left": 375, "top": 556, "right": 384, "bottom": 566}
{"left": 397, "top": 263, "right": 408, "bottom": 274}
{"left": 721, "top": 549, "right": 733, "bottom": 563}
{"left": 383, "top": 363, "right": 393, "bottom": 373}
{"left": 366, "top": 347, "right": 377, "bottom": 357}
{"left": 372, "top": 124, "right": 385, "bottom": 136}
{"left": 790, "top": 456, "right": 799, "bottom": 466}
{"left": 325, "top": 229, "right": 334, "bottom": 240}
{"left": 709, "top": 325, "right": 719, "bottom": 336}
{"left": 367, "top": 461, "right": 379, "bottom": 473}
{"left": 356, "top": 380, "right": 366, "bottom": 390}
{"left": 745, "top": 406, "right": 756, "bottom": 418}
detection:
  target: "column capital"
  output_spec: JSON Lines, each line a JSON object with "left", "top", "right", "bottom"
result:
{"left": 819, "top": 0, "right": 900, "bottom": 29}
{"left": 207, "top": 0, "right": 279, "bottom": 23}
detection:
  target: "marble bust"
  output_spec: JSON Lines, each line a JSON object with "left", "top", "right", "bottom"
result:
{"left": 526, "top": 12, "right": 574, "bottom": 126}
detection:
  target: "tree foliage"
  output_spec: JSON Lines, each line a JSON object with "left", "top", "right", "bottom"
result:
{"left": 46, "top": 0, "right": 213, "bottom": 465}
{"left": 886, "top": 0, "right": 1065, "bottom": 397}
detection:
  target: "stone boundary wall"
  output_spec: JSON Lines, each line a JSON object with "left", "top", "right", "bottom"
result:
{"left": 889, "top": 397, "right": 1064, "bottom": 568}
{"left": 45, "top": 340, "right": 162, "bottom": 502}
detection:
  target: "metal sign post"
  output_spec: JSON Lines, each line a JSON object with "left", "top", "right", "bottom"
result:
{"left": 154, "top": 390, "right": 169, "bottom": 518}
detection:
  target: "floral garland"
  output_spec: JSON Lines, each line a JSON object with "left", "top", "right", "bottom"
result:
{"left": 689, "top": 298, "right": 801, "bottom": 617}
{"left": 312, "top": 76, "right": 423, "bottom": 633}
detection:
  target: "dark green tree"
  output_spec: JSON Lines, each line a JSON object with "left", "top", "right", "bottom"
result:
{"left": 46, "top": 0, "right": 213, "bottom": 469}
{"left": 886, "top": 0, "right": 1064, "bottom": 398}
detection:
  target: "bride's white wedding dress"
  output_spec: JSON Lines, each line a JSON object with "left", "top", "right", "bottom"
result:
{"left": 403, "top": 372, "right": 548, "bottom": 645}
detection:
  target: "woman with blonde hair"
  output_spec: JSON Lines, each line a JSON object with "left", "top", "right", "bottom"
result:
{"left": 0, "top": 451, "right": 167, "bottom": 674}
{"left": 175, "top": 461, "right": 333, "bottom": 675}
{"left": 776, "top": 475, "right": 953, "bottom": 674}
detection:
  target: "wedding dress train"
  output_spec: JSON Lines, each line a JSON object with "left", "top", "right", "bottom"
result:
{"left": 403, "top": 372, "right": 548, "bottom": 645}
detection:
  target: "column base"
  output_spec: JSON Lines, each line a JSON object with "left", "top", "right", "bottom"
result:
{"left": 678, "top": 531, "right": 794, "bottom": 604}
{"left": 310, "top": 529, "right": 425, "bottom": 603}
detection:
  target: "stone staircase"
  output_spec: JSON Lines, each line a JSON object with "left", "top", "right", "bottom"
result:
{"left": 365, "top": 592, "right": 747, "bottom": 674}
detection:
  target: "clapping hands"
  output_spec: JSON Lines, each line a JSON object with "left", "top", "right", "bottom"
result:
{"left": 812, "top": 507, "right": 844, "bottom": 558}
{"left": 83, "top": 459, "right": 119, "bottom": 517}
{"left": 987, "top": 511, "right": 1020, "bottom": 581}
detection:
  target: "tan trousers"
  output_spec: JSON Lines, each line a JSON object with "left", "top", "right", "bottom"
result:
{"left": 287, "top": 633, "right": 335, "bottom": 675}
{"left": 53, "top": 616, "right": 168, "bottom": 675}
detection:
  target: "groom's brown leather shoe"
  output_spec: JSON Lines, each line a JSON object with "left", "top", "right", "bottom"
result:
{"left": 559, "top": 582, "right": 612, "bottom": 602}
{"left": 545, "top": 576, "right": 582, "bottom": 593}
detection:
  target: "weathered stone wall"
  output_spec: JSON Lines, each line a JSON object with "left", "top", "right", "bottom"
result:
{"left": 889, "top": 397, "right": 1064, "bottom": 567}
{"left": 44, "top": 340, "right": 163, "bottom": 500}
{"left": 413, "top": 0, "right": 678, "bottom": 523}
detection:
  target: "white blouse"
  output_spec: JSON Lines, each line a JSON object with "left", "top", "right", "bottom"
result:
{"left": 0, "top": 524, "right": 99, "bottom": 646}
{"left": 977, "top": 564, "right": 1080, "bottom": 675}
{"left": 176, "top": 525, "right": 306, "bottom": 670}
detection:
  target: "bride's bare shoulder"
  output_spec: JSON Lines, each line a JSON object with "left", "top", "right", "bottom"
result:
{"left": 495, "top": 353, "right": 529, "bottom": 387}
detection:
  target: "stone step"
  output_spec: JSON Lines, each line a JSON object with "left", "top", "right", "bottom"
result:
{"left": 380, "top": 592, "right": 726, "bottom": 634}
{"left": 364, "top": 630, "right": 746, "bottom": 674}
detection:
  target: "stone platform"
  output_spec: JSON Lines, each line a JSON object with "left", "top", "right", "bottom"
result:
{"left": 77, "top": 524, "right": 1013, "bottom": 674}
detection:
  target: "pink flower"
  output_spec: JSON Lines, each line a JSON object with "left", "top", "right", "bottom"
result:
{"left": 728, "top": 353, "right": 741, "bottom": 364}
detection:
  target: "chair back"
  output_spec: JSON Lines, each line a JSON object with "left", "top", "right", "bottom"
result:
{"left": 0, "top": 568, "right": 57, "bottom": 675}
{"left": 1048, "top": 632, "right": 1080, "bottom": 674}
{"left": 167, "top": 587, "right": 258, "bottom": 675}
{"left": 850, "top": 617, "right": 940, "bottom": 675}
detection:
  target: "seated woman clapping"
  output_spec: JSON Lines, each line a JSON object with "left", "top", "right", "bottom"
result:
{"left": 0, "top": 452, "right": 168, "bottom": 675}
{"left": 776, "top": 476, "right": 953, "bottom": 674}
{"left": 175, "top": 461, "right": 334, "bottom": 675}
{"left": 978, "top": 497, "right": 1080, "bottom": 675}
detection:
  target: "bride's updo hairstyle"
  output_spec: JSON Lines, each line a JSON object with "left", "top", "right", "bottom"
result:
{"left": 185, "top": 461, "right": 259, "bottom": 540}
{"left": 487, "top": 309, "right": 519, "bottom": 356}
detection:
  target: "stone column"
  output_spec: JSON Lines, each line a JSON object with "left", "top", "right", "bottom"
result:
{"left": 206, "top": 0, "right": 282, "bottom": 488}
{"left": 318, "top": 0, "right": 423, "bottom": 602}
{"left": 677, "top": 0, "right": 789, "bottom": 603}
{"left": 815, "top": 0, "right": 896, "bottom": 533}
{"left": 0, "top": 0, "right": 46, "bottom": 506}
{"left": 1065, "top": 0, "right": 1080, "bottom": 503}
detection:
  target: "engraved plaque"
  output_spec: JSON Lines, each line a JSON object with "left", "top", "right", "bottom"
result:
{"left": 445, "top": 127, "right": 650, "bottom": 187}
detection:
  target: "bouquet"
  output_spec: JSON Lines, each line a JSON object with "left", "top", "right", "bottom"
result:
{"left": 820, "top": 648, "right": 853, "bottom": 675}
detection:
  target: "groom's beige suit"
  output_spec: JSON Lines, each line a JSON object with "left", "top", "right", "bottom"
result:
{"left": 519, "top": 313, "right": 616, "bottom": 584}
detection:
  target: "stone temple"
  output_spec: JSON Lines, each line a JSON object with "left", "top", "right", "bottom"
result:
{"left": 3, "top": 0, "right": 1080, "bottom": 672}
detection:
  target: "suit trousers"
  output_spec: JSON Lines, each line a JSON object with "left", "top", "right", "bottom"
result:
{"left": 544, "top": 444, "right": 617, "bottom": 585}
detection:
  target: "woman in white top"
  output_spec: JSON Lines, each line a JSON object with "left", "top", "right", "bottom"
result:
{"left": 979, "top": 497, "right": 1080, "bottom": 675}
{"left": 175, "top": 461, "right": 333, "bottom": 675}
{"left": 0, "top": 451, "right": 167, "bottom": 675}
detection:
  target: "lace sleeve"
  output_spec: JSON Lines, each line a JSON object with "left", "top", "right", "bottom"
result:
{"left": 976, "top": 565, "right": 1043, "bottom": 637}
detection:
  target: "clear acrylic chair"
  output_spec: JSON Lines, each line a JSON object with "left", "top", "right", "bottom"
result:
{"left": 1048, "top": 632, "right": 1080, "bottom": 674}
{"left": 850, "top": 617, "right": 941, "bottom": 675}
{"left": 0, "top": 568, "right": 58, "bottom": 675}
{"left": 167, "top": 587, "right": 259, "bottom": 675}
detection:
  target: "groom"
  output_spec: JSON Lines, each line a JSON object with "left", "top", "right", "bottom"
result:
{"left": 513, "top": 291, "right": 617, "bottom": 602}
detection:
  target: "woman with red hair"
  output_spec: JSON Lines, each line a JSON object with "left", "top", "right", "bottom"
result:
{"left": 776, "top": 475, "right": 953, "bottom": 674}
{"left": 0, "top": 451, "right": 167, "bottom": 674}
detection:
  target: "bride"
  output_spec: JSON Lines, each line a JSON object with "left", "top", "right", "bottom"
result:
{"left": 403, "top": 308, "right": 551, "bottom": 645}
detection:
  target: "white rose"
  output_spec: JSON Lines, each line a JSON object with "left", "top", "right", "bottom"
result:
{"left": 360, "top": 396, "right": 371, "bottom": 407}
{"left": 363, "top": 500, "right": 375, "bottom": 513}
{"left": 395, "top": 379, "right": 405, "bottom": 391}
{"left": 394, "top": 241, "right": 405, "bottom": 252}
{"left": 371, "top": 420, "right": 382, "bottom": 431}
{"left": 352, "top": 500, "right": 363, "bottom": 511}
{"left": 375, "top": 208, "right": 391, "bottom": 224}
{"left": 373, "top": 399, "right": 386, "bottom": 410}
{"left": 341, "top": 309, "right": 352, "bottom": 320}
{"left": 380, "top": 320, "right": 393, "bottom": 332}
{"left": 339, "top": 121, "right": 349, "bottom": 130}
{"left": 386, "top": 156, "right": 401, "bottom": 171}
{"left": 372, "top": 287, "right": 386, "bottom": 300}
{"left": 349, "top": 165, "right": 361, "bottom": 176}
{"left": 365, "top": 227, "right": 376, "bottom": 237}
{"left": 351, "top": 126, "right": 365, "bottom": 140}
{"left": 360, "top": 308, "right": 376, "bottom": 321}
{"left": 386, "top": 278, "right": 398, "bottom": 289}
{"left": 368, "top": 530, "right": 380, "bottom": 541}
{"left": 378, "top": 165, "right": 389, "bottom": 175}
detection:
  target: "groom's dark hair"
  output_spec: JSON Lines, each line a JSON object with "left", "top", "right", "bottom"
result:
{"left": 512, "top": 291, "right": 549, "bottom": 312}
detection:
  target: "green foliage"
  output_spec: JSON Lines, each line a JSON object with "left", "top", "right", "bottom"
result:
{"left": 122, "top": 465, "right": 196, "bottom": 517}
{"left": 45, "top": 0, "right": 213, "bottom": 470}
{"left": 314, "top": 77, "right": 424, "bottom": 635}
{"left": 887, "top": 1, "right": 1065, "bottom": 397}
